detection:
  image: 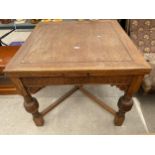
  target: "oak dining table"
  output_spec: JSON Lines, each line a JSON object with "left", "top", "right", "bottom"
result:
{"left": 4, "top": 20, "right": 151, "bottom": 126}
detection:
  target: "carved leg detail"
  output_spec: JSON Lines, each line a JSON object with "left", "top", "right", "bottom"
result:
{"left": 11, "top": 78, "right": 44, "bottom": 126}
{"left": 114, "top": 95, "right": 133, "bottom": 126}
{"left": 114, "top": 76, "right": 144, "bottom": 126}
{"left": 24, "top": 97, "right": 44, "bottom": 126}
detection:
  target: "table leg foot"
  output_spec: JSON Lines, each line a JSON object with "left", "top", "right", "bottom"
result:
{"left": 114, "top": 95, "right": 133, "bottom": 126}
{"left": 33, "top": 113, "right": 44, "bottom": 126}
{"left": 24, "top": 97, "right": 44, "bottom": 126}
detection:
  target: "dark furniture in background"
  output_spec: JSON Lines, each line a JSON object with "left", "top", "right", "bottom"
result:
{"left": 0, "top": 46, "right": 19, "bottom": 94}
{"left": 0, "top": 19, "right": 36, "bottom": 94}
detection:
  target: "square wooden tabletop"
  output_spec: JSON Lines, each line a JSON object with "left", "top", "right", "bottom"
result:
{"left": 4, "top": 20, "right": 151, "bottom": 77}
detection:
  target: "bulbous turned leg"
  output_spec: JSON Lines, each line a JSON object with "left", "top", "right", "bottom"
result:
{"left": 114, "top": 95, "right": 133, "bottom": 126}
{"left": 11, "top": 78, "right": 44, "bottom": 126}
{"left": 24, "top": 97, "right": 44, "bottom": 126}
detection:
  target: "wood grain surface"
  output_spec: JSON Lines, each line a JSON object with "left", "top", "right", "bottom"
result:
{"left": 4, "top": 20, "right": 151, "bottom": 77}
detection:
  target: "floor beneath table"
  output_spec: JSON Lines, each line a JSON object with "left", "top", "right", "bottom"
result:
{"left": 0, "top": 85, "right": 152, "bottom": 134}
{"left": 0, "top": 29, "right": 154, "bottom": 134}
